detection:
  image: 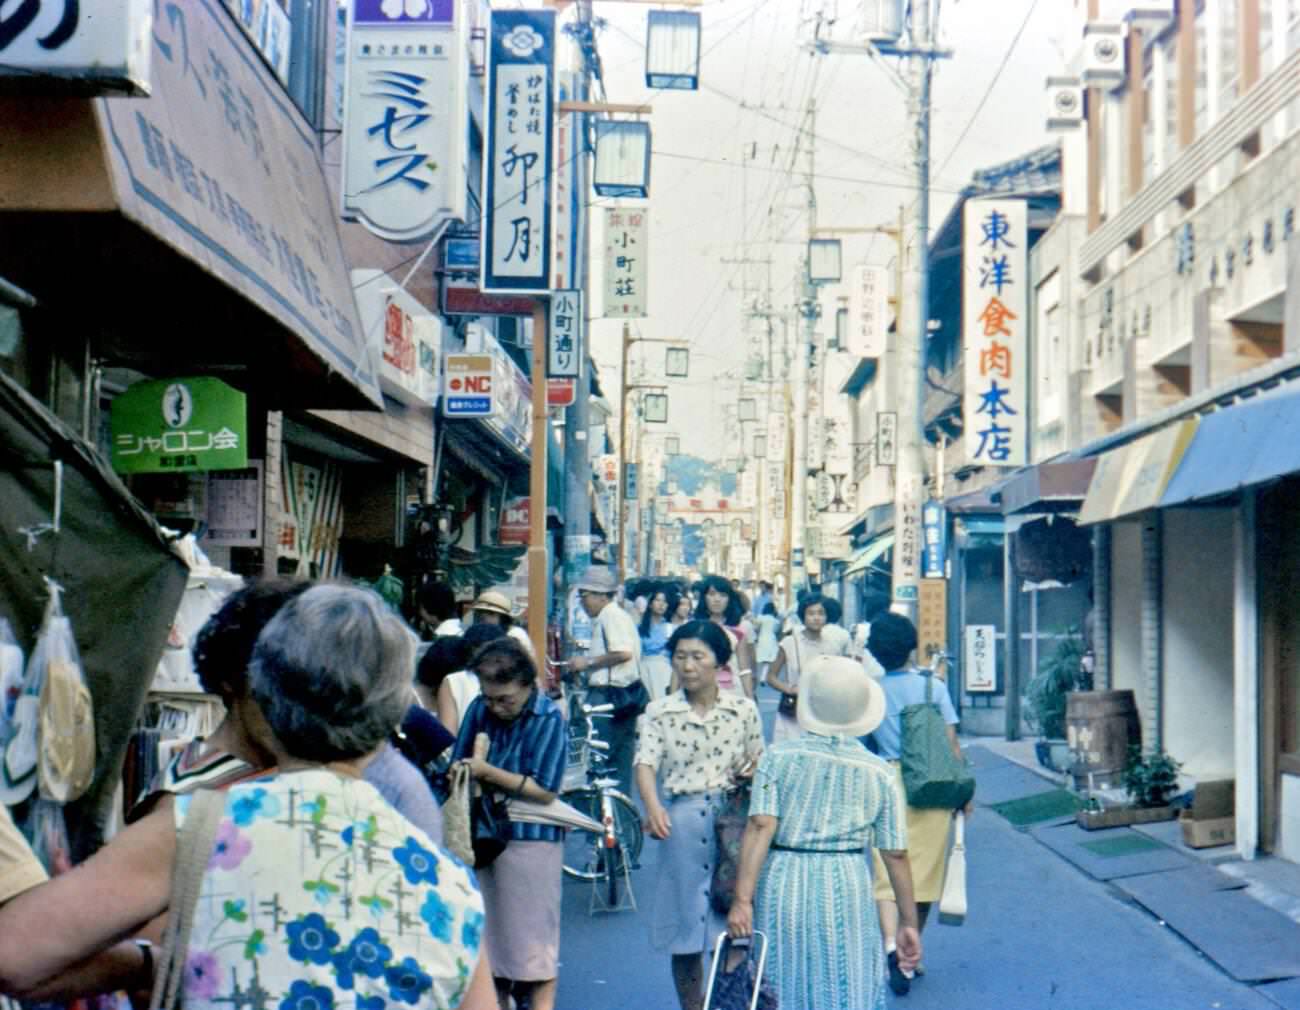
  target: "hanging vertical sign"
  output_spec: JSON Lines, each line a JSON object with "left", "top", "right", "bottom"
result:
{"left": 849, "top": 265, "right": 889, "bottom": 358}
{"left": 483, "top": 9, "right": 555, "bottom": 293}
{"left": 963, "top": 199, "right": 1028, "bottom": 466}
{"left": 548, "top": 290, "right": 581, "bottom": 377}
{"left": 965, "top": 624, "right": 997, "bottom": 692}
{"left": 341, "top": 0, "right": 468, "bottom": 242}
{"left": 552, "top": 71, "right": 583, "bottom": 290}
{"left": 603, "top": 208, "right": 648, "bottom": 317}
{"left": 876, "top": 411, "right": 898, "bottom": 466}
{"left": 921, "top": 500, "right": 948, "bottom": 579}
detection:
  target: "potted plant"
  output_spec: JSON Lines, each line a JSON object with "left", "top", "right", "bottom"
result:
{"left": 1024, "top": 631, "right": 1086, "bottom": 773}
{"left": 1076, "top": 746, "right": 1182, "bottom": 830}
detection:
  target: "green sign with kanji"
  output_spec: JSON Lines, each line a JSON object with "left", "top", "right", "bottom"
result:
{"left": 110, "top": 377, "right": 248, "bottom": 474}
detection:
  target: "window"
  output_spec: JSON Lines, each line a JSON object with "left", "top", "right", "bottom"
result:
{"left": 1194, "top": 13, "right": 1209, "bottom": 137}
{"left": 1035, "top": 272, "right": 1062, "bottom": 423}
{"left": 1162, "top": 30, "right": 1179, "bottom": 163}
{"left": 219, "top": 0, "right": 330, "bottom": 127}
{"left": 1219, "top": 0, "right": 1239, "bottom": 108}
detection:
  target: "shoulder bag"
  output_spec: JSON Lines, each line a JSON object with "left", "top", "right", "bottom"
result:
{"left": 150, "top": 788, "right": 226, "bottom": 1010}
{"left": 777, "top": 636, "right": 799, "bottom": 718}
{"left": 590, "top": 618, "right": 650, "bottom": 718}
{"left": 709, "top": 784, "right": 751, "bottom": 915}
{"left": 899, "top": 674, "right": 975, "bottom": 810}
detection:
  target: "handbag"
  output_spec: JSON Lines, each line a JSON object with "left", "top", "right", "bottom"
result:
{"left": 594, "top": 679, "right": 650, "bottom": 719}
{"left": 938, "top": 812, "right": 967, "bottom": 926}
{"left": 705, "top": 932, "right": 779, "bottom": 1010}
{"left": 471, "top": 787, "right": 512, "bottom": 869}
{"left": 442, "top": 762, "right": 475, "bottom": 866}
{"left": 777, "top": 636, "right": 800, "bottom": 718}
{"left": 150, "top": 788, "right": 225, "bottom": 1010}
{"left": 709, "top": 784, "right": 751, "bottom": 915}
{"left": 899, "top": 674, "right": 976, "bottom": 810}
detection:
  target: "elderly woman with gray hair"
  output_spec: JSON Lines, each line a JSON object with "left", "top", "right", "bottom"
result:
{"left": 0, "top": 584, "right": 495, "bottom": 1010}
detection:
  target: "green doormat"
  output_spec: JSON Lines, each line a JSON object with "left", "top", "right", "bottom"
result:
{"left": 990, "top": 789, "right": 1082, "bottom": 826}
{"left": 1079, "top": 834, "right": 1167, "bottom": 858}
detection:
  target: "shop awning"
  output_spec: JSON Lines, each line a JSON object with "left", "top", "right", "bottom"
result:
{"left": 999, "top": 458, "right": 1097, "bottom": 515}
{"left": 1160, "top": 385, "right": 1300, "bottom": 507}
{"left": 1078, "top": 417, "right": 1199, "bottom": 525}
{"left": 843, "top": 532, "right": 894, "bottom": 578}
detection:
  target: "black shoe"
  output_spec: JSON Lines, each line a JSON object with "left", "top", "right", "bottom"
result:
{"left": 887, "top": 951, "right": 911, "bottom": 996}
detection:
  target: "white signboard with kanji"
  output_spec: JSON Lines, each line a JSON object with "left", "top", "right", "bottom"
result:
{"left": 963, "top": 199, "right": 1028, "bottom": 466}
{"left": 341, "top": 0, "right": 468, "bottom": 243}
{"left": 604, "top": 208, "right": 648, "bottom": 318}
{"left": 0, "top": 0, "right": 151, "bottom": 94}
{"left": 483, "top": 9, "right": 555, "bottom": 293}
{"left": 548, "top": 290, "right": 581, "bottom": 378}
{"left": 965, "top": 624, "right": 997, "bottom": 693}
{"left": 848, "top": 264, "right": 889, "bottom": 358}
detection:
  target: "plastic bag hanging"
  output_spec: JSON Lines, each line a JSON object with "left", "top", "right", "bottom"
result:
{"left": 35, "top": 582, "right": 95, "bottom": 804}
{"left": 0, "top": 618, "right": 24, "bottom": 743}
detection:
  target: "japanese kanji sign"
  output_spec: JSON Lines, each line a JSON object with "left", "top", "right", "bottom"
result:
{"left": 963, "top": 199, "right": 1028, "bottom": 467}
{"left": 848, "top": 264, "right": 889, "bottom": 358}
{"left": 111, "top": 377, "right": 248, "bottom": 474}
{"left": 604, "top": 208, "right": 648, "bottom": 318}
{"left": 341, "top": 0, "right": 468, "bottom": 242}
{"left": 964, "top": 624, "right": 997, "bottom": 693}
{"left": 0, "top": 0, "right": 151, "bottom": 94}
{"left": 548, "top": 289, "right": 582, "bottom": 378}
{"left": 876, "top": 411, "right": 898, "bottom": 466}
{"left": 894, "top": 473, "right": 923, "bottom": 601}
{"left": 552, "top": 71, "right": 583, "bottom": 290}
{"left": 483, "top": 9, "right": 555, "bottom": 294}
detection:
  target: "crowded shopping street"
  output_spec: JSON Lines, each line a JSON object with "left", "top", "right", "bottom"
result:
{"left": 6, "top": 1, "right": 1300, "bottom": 1009}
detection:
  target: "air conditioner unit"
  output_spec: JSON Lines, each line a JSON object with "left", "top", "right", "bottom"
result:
{"left": 1046, "top": 76, "right": 1084, "bottom": 131}
{"left": 1123, "top": 3, "right": 1175, "bottom": 36}
{"left": 1080, "top": 21, "right": 1126, "bottom": 90}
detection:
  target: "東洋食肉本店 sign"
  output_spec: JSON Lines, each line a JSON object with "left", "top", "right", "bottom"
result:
{"left": 111, "top": 377, "right": 248, "bottom": 474}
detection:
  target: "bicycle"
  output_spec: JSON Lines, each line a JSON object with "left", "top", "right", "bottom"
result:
{"left": 559, "top": 700, "right": 644, "bottom": 911}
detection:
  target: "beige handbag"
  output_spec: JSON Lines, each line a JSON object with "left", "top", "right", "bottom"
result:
{"left": 937, "top": 811, "right": 967, "bottom": 926}
{"left": 150, "top": 789, "right": 226, "bottom": 1010}
{"left": 441, "top": 761, "right": 475, "bottom": 866}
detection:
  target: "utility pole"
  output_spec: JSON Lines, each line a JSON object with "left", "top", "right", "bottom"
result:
{"left": 791, "top": 99, "right": 819, "bottom": 600}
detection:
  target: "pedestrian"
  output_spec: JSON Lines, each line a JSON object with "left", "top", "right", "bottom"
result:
{"left": 418, "top": 578, "right": 463, "bottom": 637}
{"left": 670, "top": 592, "right": 694, "bottom": 627}
{"left": 749, "top": 580, "right": 774, "bottom": 622}
{"left": 416, "top": 633, "right": 471, "bottom": 711}
{"left": 726, "top": 655, "right": 921, "bottom": 1010}
{"left": 686, "top": 574, "right": 756, "bottom": 699}
{"left": 436, "top": 623, "right": 508, "bottom": 737}
{"left": 568, "top": 566, "right": 645, "bottom": 794}
{"left": 0, "top": 583, "right": 496, "bottom": 1009}
{"left": 640, "top": 586, "right": 676, "bottom": 701}
{"left": 765, "top": 593, "right": 852, "bottom": 742}
{"left": 635, "top": 620, "right": 764, "bottom": 1010}
{"left": 469, "top": 590, "right": 535, "bottom": 658}
{"left": 449, "top": 637, "right": 568, "bottom": 1010}
{"left": 863, "top": 612, "right": 971, "bottom": 995}
{"left": 129, "top": 579, "right": 445, "bottom": 845}
{"left": 753, "top": 602, "right": 780, "bottom": 688}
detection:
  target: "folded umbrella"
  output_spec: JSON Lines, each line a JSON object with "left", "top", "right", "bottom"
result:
{"left": 506, "top": 796, "right": 604, "bottom": 834}
{"left": 938, "top": 811, "right": 967, "bottom": 926}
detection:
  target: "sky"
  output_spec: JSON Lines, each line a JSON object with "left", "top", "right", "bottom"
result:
{"left": 564, "top": 0, "right": 1071, "bottom": 461}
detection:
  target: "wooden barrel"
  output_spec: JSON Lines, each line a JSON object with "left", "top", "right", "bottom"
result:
{"left": 1066, "top": 690, "right": 1141, "bottom": 786}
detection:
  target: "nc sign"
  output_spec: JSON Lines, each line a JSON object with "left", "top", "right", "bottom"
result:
{"left": 443, "top": 353, "right": 494, "bottom": 417}
{"left": 0, "top": 0, "right": 152, "bottom": 95}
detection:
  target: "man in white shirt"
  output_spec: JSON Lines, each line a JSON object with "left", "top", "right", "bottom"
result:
{"left": 569, "top": 566, "right": 644, "bottom": 794}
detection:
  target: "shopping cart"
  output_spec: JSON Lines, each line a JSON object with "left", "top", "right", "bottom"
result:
{"left": 702, "top": 930, "right": 776, "bottom": 1010}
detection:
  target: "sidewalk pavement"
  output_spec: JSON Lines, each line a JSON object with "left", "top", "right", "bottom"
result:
{"left": 967, "top": 736, "right": 1300, "bottom": 1009}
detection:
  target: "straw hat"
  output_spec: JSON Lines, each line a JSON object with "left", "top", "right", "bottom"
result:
{"left": 470, "top": 590, "right": 514, "bottom": 619}
{"left": 797, "top": 655, "right": 887, "bottom": 738}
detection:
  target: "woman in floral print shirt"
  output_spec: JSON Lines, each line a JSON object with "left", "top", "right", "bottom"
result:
{"left": 0, "top": 585, "right": 495, "bottom": 1010}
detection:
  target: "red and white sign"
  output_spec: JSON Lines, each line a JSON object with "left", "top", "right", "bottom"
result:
{"left": 499, "top": 496, "right": 531, "bottom": 545}
{"left": 547, "top": 378, "right": 576, "bottom": 407}
{"left": 443, "top": 354, "right": 495, "bottom": 417}
{"left": 352, "top": 269, "right": 441, "bottom": 407}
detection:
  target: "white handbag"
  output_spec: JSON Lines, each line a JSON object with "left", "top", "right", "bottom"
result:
{"left": 938, "top": 812, "right": 967, "bottom": 926}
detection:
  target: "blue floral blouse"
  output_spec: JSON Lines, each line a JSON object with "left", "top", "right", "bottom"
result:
{"left": 174, "top": 770, "right": 483, "bottom": 1010}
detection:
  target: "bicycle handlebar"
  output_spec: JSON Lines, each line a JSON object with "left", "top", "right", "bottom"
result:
{"left": 582, "top": 702, "right": 615, "bottom": 714}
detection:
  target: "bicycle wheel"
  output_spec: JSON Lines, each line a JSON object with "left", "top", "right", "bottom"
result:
{"left": 560, "top": 786, "right": 604, "bottom": 881}
{"left": 603, "top": 790, "right": 644, "bottom": 871}
{"left": 603, "top": 841, "right": 622, "bottom": 907}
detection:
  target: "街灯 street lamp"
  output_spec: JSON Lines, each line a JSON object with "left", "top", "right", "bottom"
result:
{"left": 643, "top": 393, "right": 669, "bottom": 423}
{"left": 645, "top": 10, "right": 701, "bottom": 90}
{"left": 665, "top": 346, "right": 690, "bottom": 377}
{"left": 808, "top": 237, "right": 843, "bottom": 284}
{"left": 593, "top": 120, "right": 652, "bottom": 199}
{"left": 738, "top": 397, "right": 757, "bottom": 422}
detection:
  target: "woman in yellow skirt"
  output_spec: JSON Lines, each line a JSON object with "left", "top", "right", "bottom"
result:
{"left": 862, "top": 613, "right": 972, "bottom": 996}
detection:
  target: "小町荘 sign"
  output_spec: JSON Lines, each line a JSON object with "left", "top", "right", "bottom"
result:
{"left": 111, "top": 377, "right": 248, "bottom": 474}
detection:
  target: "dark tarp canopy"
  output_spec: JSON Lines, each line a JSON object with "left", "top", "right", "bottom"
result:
{"left": 0, "top": 369, "right": 188, "bottom": 859}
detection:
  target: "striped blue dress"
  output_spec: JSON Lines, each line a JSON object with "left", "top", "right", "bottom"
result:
{"left": 749, "top": 734, "right": 907, "bottom": 1010}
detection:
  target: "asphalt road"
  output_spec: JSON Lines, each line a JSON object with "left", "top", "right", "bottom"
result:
{"left": 553, "top": 690, "right": 1274, "bottom": 1010}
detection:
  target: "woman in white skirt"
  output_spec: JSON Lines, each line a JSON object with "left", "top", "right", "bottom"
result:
{"left": 765, "top": 594, "right": 851, "bottom": 742}
{"left": 639, "top": 586, "right": 676, "bottom": 700}
{"left": 635, "top": 621, "right": 765, "bottom": 1010}
{"left": 754, "top": 601, "right": 781, "bottom": 686}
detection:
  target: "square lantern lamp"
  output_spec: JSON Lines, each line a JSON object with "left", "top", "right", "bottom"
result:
{"left": 593, "top": 120, "right": 652, "bottom": 199}
{"left": 643, "top": 392, "right": 669, "bottom": 423}
{"left": 808, "top": 238, "right": 843, "bottom": 284}
{"left": 754, "top": 434, "right": 767, "bottom": 458}
{"left": 664, "top": 435, "right": 681, "bottom": 456}
{"left": 645, "top": 10, "right": 701, "bottom": 90}
{"left": 738, "top": 398, "right": 757, "bottom": 422}
{"left": 665, "top": 346, "right": 690, "bottom": 377}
